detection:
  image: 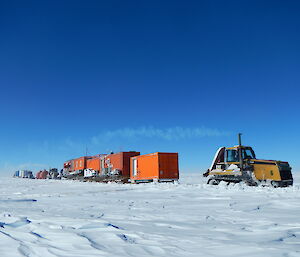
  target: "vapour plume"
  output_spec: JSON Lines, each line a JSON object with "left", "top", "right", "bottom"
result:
{"left": 91, "top": 126, "right": 228, "bottom": 144}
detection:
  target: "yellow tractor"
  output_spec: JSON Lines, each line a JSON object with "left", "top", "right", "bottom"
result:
{"left": 204, "top": 134, "right": 293, "bottom": 187}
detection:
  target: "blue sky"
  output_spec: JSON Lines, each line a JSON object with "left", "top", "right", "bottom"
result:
{"left": 0, "top": 0, "right": 299, "bottom": 174}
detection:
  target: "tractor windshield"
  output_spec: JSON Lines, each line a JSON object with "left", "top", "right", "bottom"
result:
{"left": 226, "top": 150, "right": 239, "bottom": 162}
{"left": 226, "top": 148, "right": 256, "bottom": 162}
{"left": 242, "top": 148, "right": 256, "bottom": 159}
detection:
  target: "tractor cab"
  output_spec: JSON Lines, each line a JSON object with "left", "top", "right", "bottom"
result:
{"left": 226, "top": 146, "right": 256, "bottom": 162}
{"left": 210, "top": 146, "right": 256, "bottom": 173}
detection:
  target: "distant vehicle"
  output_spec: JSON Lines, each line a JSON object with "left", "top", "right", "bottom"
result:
{"left": 13, "top": 170, "right": 34, "bottom": 179}
{"left": 84, "top": 168, "right": 97, "bottom": 178}
{"left": 48, "top": 168, "right": 60, "bottom": 179}
{"left": 36, "top": 170, "right": 48, "bottom": 179}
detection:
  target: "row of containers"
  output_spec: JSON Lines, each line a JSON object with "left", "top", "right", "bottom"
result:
{"left": 63, "top": 151, "right": 179, "bottom": 183}
{"left": 13, "top": 169, "right": 61, "bottom": 180}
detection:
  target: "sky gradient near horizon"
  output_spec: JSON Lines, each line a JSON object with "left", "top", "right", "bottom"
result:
{"left": 0, "top": 0, "right": 300, "bottom": 174}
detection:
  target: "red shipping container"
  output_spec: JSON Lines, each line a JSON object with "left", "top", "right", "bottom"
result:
{"left": 104, "top": 152, "right": 140, "bottom": 177}
{"left": 36, "top": 171, "right": 42, "bottom": 179}
{"left": 36, "top": 170, "right": 48, "bottom": 179}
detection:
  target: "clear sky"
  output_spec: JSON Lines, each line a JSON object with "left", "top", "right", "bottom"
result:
{"left": 0, "top": 0, "right": 299, "bottom": 174}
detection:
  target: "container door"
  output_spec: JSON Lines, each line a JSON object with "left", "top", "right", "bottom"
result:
{"left": 132, "top": 159, "right": 137, "bottom": 176}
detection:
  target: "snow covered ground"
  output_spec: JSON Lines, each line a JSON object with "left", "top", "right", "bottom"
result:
{"left": 0, "top": 173, "right": 300, "bottom": 257}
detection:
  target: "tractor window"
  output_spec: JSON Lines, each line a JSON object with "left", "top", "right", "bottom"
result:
{"left": 242, "top": 149, "right": 255, "bottom": 159}
{"left": 226, "top": 150, "right": 239, "bottom": 162}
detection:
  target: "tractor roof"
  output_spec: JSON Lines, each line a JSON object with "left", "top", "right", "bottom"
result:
{"left": 226, "top": 146, "right": 253, "bottom": 150}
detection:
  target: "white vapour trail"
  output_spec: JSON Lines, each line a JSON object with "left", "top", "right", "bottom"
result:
{"left": 91, "top": 126, "right": 228, "bottom": 144}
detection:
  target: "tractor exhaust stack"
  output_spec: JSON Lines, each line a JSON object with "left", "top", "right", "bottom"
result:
{"left": 238, "top": 133, "right": 242, "bottom": 146}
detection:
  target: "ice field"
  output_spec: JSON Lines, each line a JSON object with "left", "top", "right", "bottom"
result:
{"left": 0, "top": 173, "right": 299, "bottom": 257}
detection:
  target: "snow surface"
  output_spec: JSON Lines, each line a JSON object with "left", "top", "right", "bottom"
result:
{"left": 0, "top": 173, "right": 300, "bottom": 257}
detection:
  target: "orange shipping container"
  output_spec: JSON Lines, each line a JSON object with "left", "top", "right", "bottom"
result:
{"left": 73, "top": 157, "right": 87, "bottom": 171}
{"left": 105, "top": 152, "right": 140, "bottom": 177}
{"left": 86, "top": 156, "right": 101, "bottom": 172}
{"left": 130, "top": 152, "right": 179, "bottom": 183}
